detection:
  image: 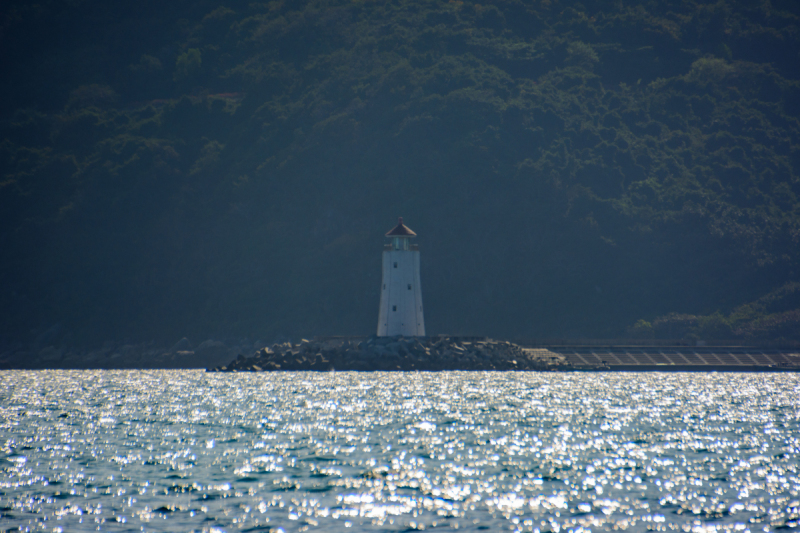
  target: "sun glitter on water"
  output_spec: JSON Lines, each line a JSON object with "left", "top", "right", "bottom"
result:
{"left": 0, "top": 370, "right": 799, "bottom": 532}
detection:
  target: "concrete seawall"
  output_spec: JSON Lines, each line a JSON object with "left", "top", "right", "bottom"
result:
{"left": 537, "top": 345, "right": 800, "bottom": 371}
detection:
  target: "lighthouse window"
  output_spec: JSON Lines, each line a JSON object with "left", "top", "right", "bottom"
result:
{"left": 393, "top": 262, "right": 397, "bottom": 268}
{"left": 392, "top": 306, "right": 397, "bottom": 311}
{"left": 408, "top": 284, "right": 412, "bottom": 290}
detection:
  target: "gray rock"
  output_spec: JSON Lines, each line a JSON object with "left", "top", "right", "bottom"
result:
{"left": 195, "top": 340, "right": 229, "bottom": 366}
{"left": 208, "top": 336, "right": 571, "bottom": 372}
{"left": 38, "top": 346, "right": 63, "bottom": 366}
{"left": 170, "top": 337, "right": 192, "bottom": 352}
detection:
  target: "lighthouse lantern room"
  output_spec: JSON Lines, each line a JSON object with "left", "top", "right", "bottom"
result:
{"left": 377, "top": 217, "right": 425, "bottom": 337}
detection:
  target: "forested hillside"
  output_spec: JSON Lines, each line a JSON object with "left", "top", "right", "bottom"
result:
{"left": 2, "top": 0, "right": 799, "bottom": 347}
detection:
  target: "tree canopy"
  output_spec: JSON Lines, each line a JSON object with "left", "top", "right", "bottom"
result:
{"left": 1, "top": 0, "right": 799, "bottom": 346}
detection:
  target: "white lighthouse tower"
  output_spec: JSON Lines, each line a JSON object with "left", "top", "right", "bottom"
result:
{"left": 377, "top": 217, "right": 425, "bottom": 337}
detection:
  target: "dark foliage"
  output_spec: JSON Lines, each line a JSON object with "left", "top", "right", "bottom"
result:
{"left": 1, "top": 0, "right": 799, "bottom": 346}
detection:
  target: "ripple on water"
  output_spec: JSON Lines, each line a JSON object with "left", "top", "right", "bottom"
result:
{"left": 0, "top": 370, "right": 799, "bottom": 532}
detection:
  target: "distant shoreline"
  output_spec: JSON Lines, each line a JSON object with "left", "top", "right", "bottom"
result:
{"left": 2, "top": 336, "right": 798, "bottom": 371}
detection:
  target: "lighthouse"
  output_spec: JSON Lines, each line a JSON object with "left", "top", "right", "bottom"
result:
{"left": 377, "top": 217, "right": 425, "bottom": 337}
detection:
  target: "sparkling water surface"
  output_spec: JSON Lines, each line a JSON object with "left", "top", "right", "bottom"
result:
{"left": 1, "top": 370, "right": 799, "bottom": 532}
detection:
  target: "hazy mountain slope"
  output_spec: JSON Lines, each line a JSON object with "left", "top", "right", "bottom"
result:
{"left": 1, "top": 0, "right": 799, "bottom": 346}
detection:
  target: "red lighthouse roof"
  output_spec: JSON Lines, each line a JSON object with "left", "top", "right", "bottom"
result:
{"left": 386, "top": 217, "right": 417, "bottom": 237}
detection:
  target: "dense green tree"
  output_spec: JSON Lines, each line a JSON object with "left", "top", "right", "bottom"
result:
{"left": 1, "top": 0, "right": 799, "bottom": 346}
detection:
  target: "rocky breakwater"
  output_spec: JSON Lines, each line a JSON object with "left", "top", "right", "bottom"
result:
{"left": 208, "top": 336, "right": 571, "bottom": 372}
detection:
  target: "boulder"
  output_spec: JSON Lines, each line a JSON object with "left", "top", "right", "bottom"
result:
{"left": 170, "top": 337, "right": 192, "bottom": 352}
{"left": 195, "top": 340, "right": 229, "bottom": 366}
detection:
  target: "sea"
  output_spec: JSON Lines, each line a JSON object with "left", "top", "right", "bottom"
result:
{"left": 1, "top": 370, "right": 798, "bottom": 532}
